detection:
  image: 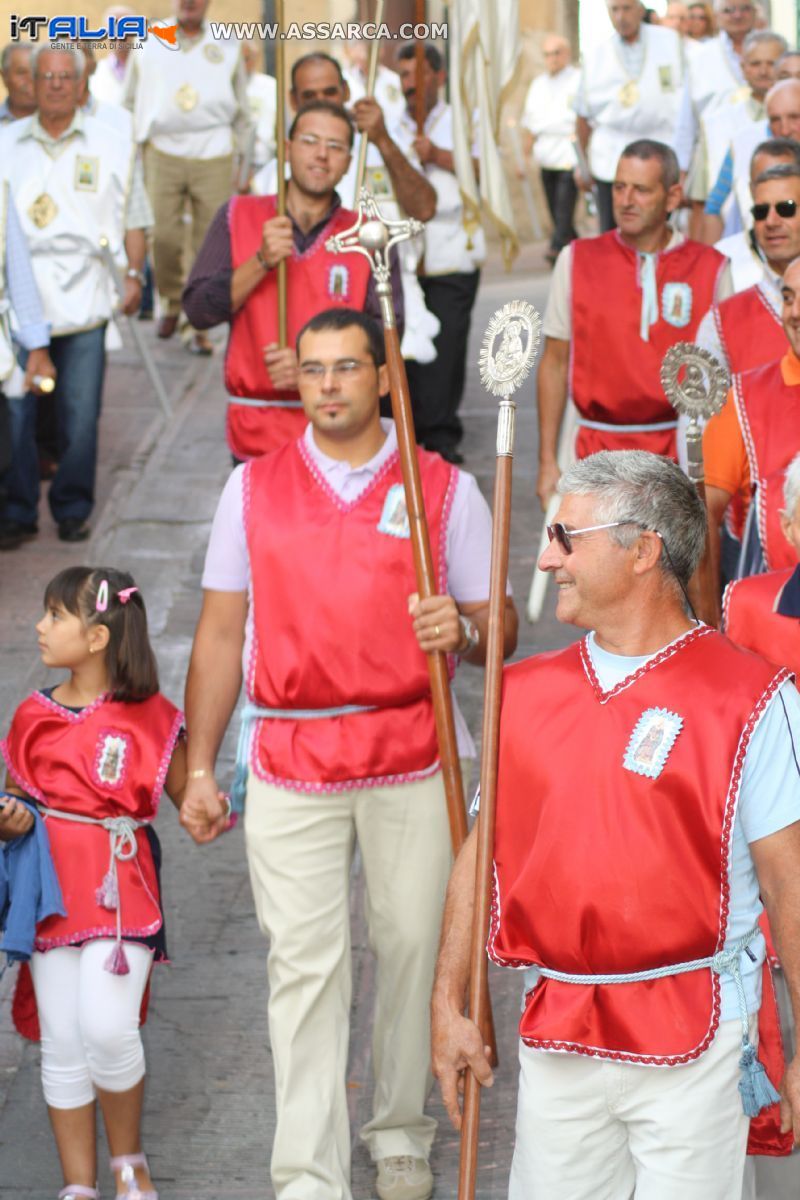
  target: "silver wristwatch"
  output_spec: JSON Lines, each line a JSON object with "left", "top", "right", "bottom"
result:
{"left": 458, "top": 614, "right": 480, "bottom": 655}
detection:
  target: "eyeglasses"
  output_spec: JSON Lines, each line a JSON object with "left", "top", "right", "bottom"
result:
{"left": 719, "top": 4, "right": 754, "bottom": 14}
{"left": 751, "top": 199, "right": 798, "bottom": 221}
{"left": 545, "top": 520, "right": 641, "bottom": 554}
{"left": 298, "top": 359, "right": 373, "bottom": 380}
{"left": 38, "top": 71, "right": 78, "bottom": 83}
{"left": 293, "top": 132, "right": 350, "bottom": 155}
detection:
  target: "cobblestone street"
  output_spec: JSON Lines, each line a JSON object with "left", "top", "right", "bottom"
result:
{"left": 0, "top": 251, "right": 798, "bottom": 1198}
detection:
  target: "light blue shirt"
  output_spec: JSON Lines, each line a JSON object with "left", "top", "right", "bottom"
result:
{"left": 6, "top": 190, "right": 49, "bottom": 351}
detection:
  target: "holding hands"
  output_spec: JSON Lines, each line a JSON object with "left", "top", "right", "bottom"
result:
{"left": 179, "top": 773, "right": 231, "bottom": 844}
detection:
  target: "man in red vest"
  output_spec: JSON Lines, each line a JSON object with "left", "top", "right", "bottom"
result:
{"left": 723, "top": 451, "right": 800, "bottom": 677}
{"left": 699, "top": 162, "right": 800, "bottom": 375}
{"left": 704, "top": 254, "right": 800, "bottom": 612}
{"left": 183, "top": 100, "right": 404, "bottom": 462}
{"left": 181, "top": 308, "right": 518, "bottom": 1200}
{"left": 536, "top": 138, "right": 730, "bottom": 509}
{"left": 432, "top": 450, "right": 800, "bottom": 1197}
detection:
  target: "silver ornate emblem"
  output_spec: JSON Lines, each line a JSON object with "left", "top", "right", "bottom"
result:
{"left": 660, "top": 342, "right": 728, "bottom": 421}
{"left": 479, "top": 301, "right": 541, "bottom": 399}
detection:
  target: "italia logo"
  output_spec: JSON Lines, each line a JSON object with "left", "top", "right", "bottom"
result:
{"left": 9, "top": 14, "right": 181, "bottom": 48}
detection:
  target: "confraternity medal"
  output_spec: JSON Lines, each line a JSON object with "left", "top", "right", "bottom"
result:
{"left": 619, "top": 80, "right": 639, "bottom": 107}
{"left": 203, "top": 43, "right": 223, "bottom": 63}
{"left": 29, "top": 193, "right": 58, "bottom": 229}
{"left": 175, "top": 83, "right": 199, "bottom": 112}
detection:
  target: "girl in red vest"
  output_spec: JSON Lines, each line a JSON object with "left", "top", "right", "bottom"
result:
{"left": 0, "top": 566, "right": 196, "bottom": 1200}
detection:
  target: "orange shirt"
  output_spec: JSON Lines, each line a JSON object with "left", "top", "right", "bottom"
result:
{"left": 703, "top": 351, "right": 800, "bottom": 505}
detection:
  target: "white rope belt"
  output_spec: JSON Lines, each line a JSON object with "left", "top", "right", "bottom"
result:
{"left": 532, "top": 924, "right": 779, "bottom": 1116}
{"left": 577, "top": 417, "right": 678, "bottom": 433}
{"left": 227, "top": 395, "right": 303, "bottom": 409}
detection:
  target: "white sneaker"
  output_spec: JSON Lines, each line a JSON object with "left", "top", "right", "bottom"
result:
{"left": 375, "top": 1156, "right": 433, "bottom": 1200}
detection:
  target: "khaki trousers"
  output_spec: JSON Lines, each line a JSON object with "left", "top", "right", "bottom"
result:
{"left": 142, "top": 145, "right": 233, "bottom": 315}
{"left": 243, "top": 770, "right": 452, "bottom": 1200}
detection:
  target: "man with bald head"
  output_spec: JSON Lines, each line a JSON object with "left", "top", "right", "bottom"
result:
{"left": 574, "top": 1, "right": 684, "bottom": 231}
{"left": 0, "top": 43, "right": 34, "bottom": 123}
{"left": 520, "top": 35, "right": 580, "bottom": 264}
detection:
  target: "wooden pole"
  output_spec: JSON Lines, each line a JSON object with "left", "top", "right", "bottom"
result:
{"left": 274, "top": 0, "right": 287, "bottom": 347}
{"left": 354, "top": 0, "right": 385, "bottom": 199}
{"left": 414, "top": 0, "right": 426, "bottom": 135}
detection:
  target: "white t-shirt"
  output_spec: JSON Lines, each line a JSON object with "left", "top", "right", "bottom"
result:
{"left": 521, "top": 65, "right": 581, "bottom": 172}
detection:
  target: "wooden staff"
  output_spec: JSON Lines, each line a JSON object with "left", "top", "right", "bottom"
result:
{"left": 459, "top": 303, "right": 541, "bottom": 1200}
{"left": 354, "top": 0, "right": 385, "bottom": 199}
{"left": 414, "top": 0, "right": 426, "bottom": 134}
{"left": 326, "top": 199, "right": 497, "bottom": 1060}
{"left": 275, "top": 0, "right": 287, "bottom": 347}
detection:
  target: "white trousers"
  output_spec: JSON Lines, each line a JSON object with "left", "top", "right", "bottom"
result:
{"left": 30, "top": 940, "right": 153, "bottom": 1109}
{"left": 243, "top": 771, "right": 452, "bottom": 1200}
{"left": 509, "top": 1018, "right": 752, "bottom": 1200}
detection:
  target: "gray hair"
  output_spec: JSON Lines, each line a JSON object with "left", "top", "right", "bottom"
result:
{"left": 742, "top": 30, "right": 788, "bottom": 56}
{"left": 557, "top": 451, "right": 707, "bottom": 589}
{"left": 31, "top": 42, "right": 85, "bottom": 79}
{"left": 619, "top": 139, "right": 680, "bottom": 190}
{"left": 753, "top": 162, "right": 800, "bottom": 187}
{"left": 784, "top": 453, "right": 800, "bottom": 516}
{"left": 0, "top": 42, "right": 31, "bottom": 73}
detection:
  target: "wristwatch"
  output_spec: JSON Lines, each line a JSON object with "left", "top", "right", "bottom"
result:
{"left": 458, "top": 614, "right": 480, "bottom": 655}
{"left": 125, "top": 267, "right": 145, "bottom": 286}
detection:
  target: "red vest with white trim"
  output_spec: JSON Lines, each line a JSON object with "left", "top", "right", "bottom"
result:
{"left": 570, "top": 232, "right": 725, "bottom": 459}
{"left": 714, "top": 286, "right": 786, "bottom": 376}
{"left": 724, "top": 568, "right": 800, "bottom": 678}
{"left": 733, "top": 359, "right": 800, "bottom": 571}
{"left": 225, "top": 195, "right": 373, "bottom": 461}
{"left": 243, "top": 438, "right": 456, "bottom": 789}
{"left": 490, "top": 628, "right": 782, "bottom": 1063}
{"left": 1, "top": 692, "right": 182, "bottom": 948}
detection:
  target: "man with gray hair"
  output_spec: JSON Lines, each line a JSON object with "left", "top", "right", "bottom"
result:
{"left": 0, "top": 43, "right": 34, "bottom": 123}
{"left": 432, "top": 447, "right": 800, "bottom": 1196}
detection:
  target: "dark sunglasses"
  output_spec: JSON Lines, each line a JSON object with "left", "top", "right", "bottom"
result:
{"left": 751, "top": 200, "right": 798, "bottom": 221}
{"left": 545, "top": 520, "right": 632, "bottom": 555}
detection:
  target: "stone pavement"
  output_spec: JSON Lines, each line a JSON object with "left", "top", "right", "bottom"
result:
{"left": 0, "top": 256, "right": 798, "bottom": 1198}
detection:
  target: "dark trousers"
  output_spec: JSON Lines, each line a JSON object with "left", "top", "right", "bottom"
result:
{"left": 0, "top": 392, "right": 9, "bottom": 509}
{"left": 3, "top": 325, "right": 106, "bottom": 526}
{"left": 540, "top": 168, "right": 578, "bottom": 255}
{"left": 594, "top": 179, "right": 616, "bottom": 232}
{"left": 405, "top": 270, "right": 481, "bottom": 454}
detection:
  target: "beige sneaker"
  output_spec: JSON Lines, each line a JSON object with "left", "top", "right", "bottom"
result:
{"left": 375, "top": 1156, "right": 433, "bottom": 1200}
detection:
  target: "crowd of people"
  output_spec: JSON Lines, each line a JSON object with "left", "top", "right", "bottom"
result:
{"left": 2, "top": 1, "right": 800, "bottom": 1199}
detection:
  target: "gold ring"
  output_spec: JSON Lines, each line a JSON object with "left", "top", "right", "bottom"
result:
{"left": 434, "top": 625, "right": 440, "bottom": 637}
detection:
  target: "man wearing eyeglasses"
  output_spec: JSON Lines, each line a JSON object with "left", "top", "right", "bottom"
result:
{"left": 702, "top": 254, "right": 800, "bottom": 616}
{"left": 536, "top": 138, "right": 730, "bottom": 510}
{"left": 183, "top": 305, "right": 518, "bottom": 1200}
{"left": 432, "top": 448, "right": 800, "bottom": 1199}
{"left": 184, "top": 100, "right": 406, "bottom": 463}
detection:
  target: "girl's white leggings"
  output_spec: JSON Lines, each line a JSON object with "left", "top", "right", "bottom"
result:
{"left": 29, "top": 940, "right": 153, "bottom": 1109}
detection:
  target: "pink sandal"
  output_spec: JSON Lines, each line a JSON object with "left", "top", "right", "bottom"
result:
{"left": 110, "top": 1153, "right": 158, "bottom": 1200}
{"left": 58, "top": 1189, "right": 99, "bottom": 1199}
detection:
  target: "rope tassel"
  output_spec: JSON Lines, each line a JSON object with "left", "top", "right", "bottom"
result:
{"left": 104, "top": 941, "right": 130, "bottom": 976}
{"left": 95, "top": 868, "right": 119, "bottom": 911}
{"left": 738, "top": 1040, "right": 781, "bottom": 1117}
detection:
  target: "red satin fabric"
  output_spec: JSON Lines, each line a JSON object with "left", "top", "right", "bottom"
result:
{"left": 490, "top": 628, "right": 783, "bottom": 1065}
{"left": 570, "top": 231, "right": 725, "bottom": 448}
{"left": 734, "top": 359, "right": 800, "bottom": 570}
{"left": 714, "top": 287, "right": 786, "bottom": 376}
{"left": 724, "top": 569, "right": 800, "bottom": 677}
{"left": 225, "top": 195, "right": 372, "bottom": 460}
{"left": 575, "top": 425, "right": 677, "bottom": 461}
{"left": 1, "top": 692, "right": 182, "bottom": 948}
{"left": 245, "top": 439, "right": 456, "bottom": 787}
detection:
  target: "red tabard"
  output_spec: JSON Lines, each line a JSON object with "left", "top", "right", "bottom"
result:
{"left": 1, "top": 691, "right": 183, "bottom": 949}
{"left": 724, "top": 569, "right": 800, "bottom": 678}
{"left": 225, "top": 195, "right": 373, "bottom": 461}
{"left": 733, "top": 359, "right": 800, "bottom": 570}
{"left": 570, "top": 231, "right": 725, "bottom": 459}
{"left": 713, "top": 286, "right": 785, "bottom": 376}
{"left": 490, "top": 627, "right": 785, "bottom": 1051}
{"left": 244, "top": 438, "right": 456, "bottom": 790}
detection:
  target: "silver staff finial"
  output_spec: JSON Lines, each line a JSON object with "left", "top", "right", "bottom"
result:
{"left": 661, "top": 342, "right": 729, "bottom": 486}
{"left": 326, "top": 190, "right": 423, "bottom": 324}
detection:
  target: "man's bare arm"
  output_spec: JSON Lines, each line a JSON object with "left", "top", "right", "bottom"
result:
{"left": 536, "top": 336, "right": 570, "bottom": 509}
{"left": 751, "top": 818, "right": 800, "bottom": 1144}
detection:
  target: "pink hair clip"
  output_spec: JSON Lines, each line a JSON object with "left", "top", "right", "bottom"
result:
{"left": 95, "top": 579, "right": 109, "bottom": 612}
{"left": 117, "top": 586, "right": 139, "bottom": 605}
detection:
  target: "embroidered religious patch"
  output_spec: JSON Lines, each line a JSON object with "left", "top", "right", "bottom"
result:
{"left": 328, "top": 264, "right": 350, "bottom": 300}
{"left": 94, "top": 730, "right": 131, "bottom": 789}
{"left": 623, "top": 708, "right": 683, "bottom": 779}
{"left": 377, "top": 483, "right": 410, "bottom": 538}
{"left": 366, "top": 166, "right": 394, "bottom": 199}
{"left": 658, "top": 65, "right": 674, "bottom": 91}
{"left": 662, "top": 282, "right": 692, "bottom": 328}
{"left": 74, "top": 156, "right": 99, "bottom": 192}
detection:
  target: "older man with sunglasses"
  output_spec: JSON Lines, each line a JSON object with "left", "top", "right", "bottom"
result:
{"left": 432, "top": 449, "right": 800, "bottom": 1200}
